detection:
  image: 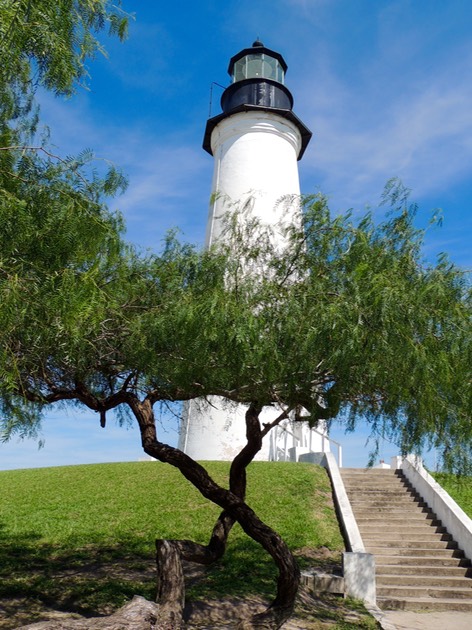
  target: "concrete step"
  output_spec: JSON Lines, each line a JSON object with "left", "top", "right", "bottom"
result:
{"left": 370, "top": 547, "right": 470, "bottom": 568}
{"left": 375, "top": 564, "right": 472, "bottom": 580}
{"left": 367, "top": 546, "right": 466, "bottom": 558}
{"left": 358, "top": 524, "right": 447, "bottom": 534}
{"left": 342, "top": 478, "right": 406, "bottom": 486}
{"left": 350, "top": 498, "right": 428, "bottom": 507}
{"left": 349, "top": 494, "right": 420, "bottom": 502}
{"left": 343, "top": 478, "right": 412, "bottom": 490}
{"left": 344, "top": 483, "right": 407, "bottom": 488}
{"left": 342, "top": 481, "right": 413, "bottom": 488}
{"left": 377, "top": 596, "right": 472, "bottom": 612}
{"left": 342, "top": 473, "right": 406, "bottom": 479}
{"left": 356, "top": 510, "right": 441, "bottom": 527}
{"left": 341, "top": 468, "right": 403, "bottom": 477}
{"left": 365, "top": 539, "right": 457, "bottom": 550}
{"left": 376, "top": 574, "right": 472, "bottom": 588}
{"left": 349, "top": 494, "right": 419, "bottom": 502}
{"left": 361, "top": 532, "right": 452, "bottom": 542}
{"left": 344, "top": 486, "right": 413, "bottom": 493}
{"left": 359, "top": 521, "right": 442, "bottom": 529}
{"left": 341, "top": 474, "right": 400, "bottom": 478}
{"left": 352, "top": 506, "right": 434, "bottom": 515}
{"left": 350, "top": 495, "right": 427, "bottom": 503}
{"left": 350, "top": 495, "right": 420, "bottom": 503}
{"left": 377, "top": 585, "right": 472, "bottom": 600}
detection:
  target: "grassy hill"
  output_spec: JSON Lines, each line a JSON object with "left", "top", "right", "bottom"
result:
{"left": 432, "top": 472, "right": 472, "bottom": 518}
{"left": 0, "top": 460, "right": 380, "bottom": 628}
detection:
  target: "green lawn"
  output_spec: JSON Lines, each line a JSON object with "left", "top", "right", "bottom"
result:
{"left": 432, "top": 472, "right": 472, "bottom": 518}
{"left": 0, "top": 461, "right": 349, "bottom": 625}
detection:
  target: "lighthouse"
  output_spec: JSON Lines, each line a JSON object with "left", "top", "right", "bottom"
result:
{"left": 178, "top": 41, "right": 320, "bottom": 461}
{"left": 203, "top": 40, "right": 311, "bottom": 248}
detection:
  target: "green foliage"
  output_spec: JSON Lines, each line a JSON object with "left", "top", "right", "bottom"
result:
{"left": 273, "top": 182, "right": 471, "bottom": 469}
{"left": 0, "top": 0, "right": 128, "bottom": 97}
{"left": 0, "top": 0, "right": 130, "bottom": 441}
{"left": 135, "top": 181, "right": 470, "bottom": 471}
{"left": 0, "top": 178, "right": 470, "bottom": 473}
{"left": 0, "top": 461, "right": 342, "bottom": 616}
{"left": 0, "top": 134, "right": 128, "bottom": 440}
{"left": 432, "top": 472, "right": 472, "bottom": 517}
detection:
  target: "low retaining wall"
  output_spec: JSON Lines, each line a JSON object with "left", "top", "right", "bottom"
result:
{"left": 299, "top": 451, "right": 376, "bottom": 605}
{"left": 399, "top": 455, "right": 472, "bottom": 562}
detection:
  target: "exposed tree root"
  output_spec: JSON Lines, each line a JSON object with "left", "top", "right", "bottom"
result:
{"left": 16, "top": 596, "right": 162, "bottom": 629}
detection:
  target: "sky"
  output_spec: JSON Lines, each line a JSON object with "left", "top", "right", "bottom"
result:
{"left": 1, "top": 0, "right": 471, "bottom": 471}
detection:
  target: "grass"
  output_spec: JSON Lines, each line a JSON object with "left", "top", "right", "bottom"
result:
{"left": 432, "top": 472, "right": 472, "bottom": 518}
{"left": 0, "top": 460, "right": 379, "bottom": 628}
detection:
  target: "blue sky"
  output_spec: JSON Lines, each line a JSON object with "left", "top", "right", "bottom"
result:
{"left": 1, "top": 0, "right": 471, "bottom": 471}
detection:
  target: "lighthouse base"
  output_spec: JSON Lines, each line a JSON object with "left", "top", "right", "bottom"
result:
{"left": 178, "top": 397, "right": 329, "bottom": 462}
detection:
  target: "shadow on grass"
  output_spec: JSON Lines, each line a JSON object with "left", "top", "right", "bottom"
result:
{"left": 0, "top": 526, "right": 281, "bottom": 620}
{"left": 297, "top": 593, "right": 379, "bottom": 628}
{"left": 189, "top": 540, "right": 342, "bottom": 601}
{"left": 0, "top": 524, "right": 347, "bottom": 629}
{"left": 0, "top": 525, "right": 155, "bottom": 622}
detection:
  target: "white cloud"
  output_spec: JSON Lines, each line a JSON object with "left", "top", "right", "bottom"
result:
{"left": 36, "top": 92, "right": 212, "bottom": 247}
{"left": 115, "top": 139, "right": 210, "bottom": 246}
{"left": 296, "top": 40, "right": 472, "bottom": 212}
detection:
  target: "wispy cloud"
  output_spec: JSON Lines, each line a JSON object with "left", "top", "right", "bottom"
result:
{"left": 116, "top": 141, "right": 210, "bottom": 247}
{"left": 37, "top": 92, "right": 211, "bottom": 248}
{"left": 296, "top": 38, "right": 472, "bottom": 214}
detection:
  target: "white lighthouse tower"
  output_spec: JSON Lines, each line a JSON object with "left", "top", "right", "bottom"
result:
{"left": 203, "top": 40, "right": 311, "bottom": 248}
{"left": 179, "top": 41, "right": 323, "bottom": 461}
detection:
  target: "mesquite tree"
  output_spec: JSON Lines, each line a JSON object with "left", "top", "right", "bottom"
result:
{"left": 1, "top": 179, "right": 471, "bottom": 627}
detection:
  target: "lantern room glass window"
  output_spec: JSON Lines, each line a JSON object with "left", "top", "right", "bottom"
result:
{"left": 233, "top": 53, "right": 285, "bottom": 84}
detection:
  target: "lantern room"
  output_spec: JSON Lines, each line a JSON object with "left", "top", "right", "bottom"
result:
{"left": 230, "top": 40, "right": 286, "bottom": 84}
{"left": 203, "top": 40, "right": 312, "bottom": 160}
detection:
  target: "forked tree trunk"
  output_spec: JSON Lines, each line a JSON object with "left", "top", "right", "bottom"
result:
{"left": 154, "top": 403, "right": 264, "bottom": 624}
{"left": 128, "top": 396, "right": 300, "bottom": 629}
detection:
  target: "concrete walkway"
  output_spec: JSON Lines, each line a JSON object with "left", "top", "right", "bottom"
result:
{"left": 382, "top": 609, "right": 472, "bottom": 629}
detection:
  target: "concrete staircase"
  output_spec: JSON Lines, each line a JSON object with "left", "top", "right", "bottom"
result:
{"left": 340, "top": 467, "right": 472, "bottom": 611}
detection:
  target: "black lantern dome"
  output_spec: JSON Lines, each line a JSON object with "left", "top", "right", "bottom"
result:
{"left": 203, "top": 41, "right": 312, "bottom": 159}
{"left": 221, "top": 40, "right": 292, "bottom": 113}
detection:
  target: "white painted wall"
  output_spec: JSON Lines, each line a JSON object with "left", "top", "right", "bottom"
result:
{"left": 179, "top": 399, "right": 288, "bottom": 461}
{"left": 400, "top": 455, "right": 472, "bottom": 562}
{"left": 206, "top": 111, "right": 303, "bottom": 247}
{"left": 179, "top": 109, "right": 322, "bottom": 461}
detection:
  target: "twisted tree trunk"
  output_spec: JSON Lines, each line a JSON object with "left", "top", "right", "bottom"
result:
{"left": 154, "top": 402, "right": 266, "bottom": 626}
{"left": 129, "top": 396, "right": 300, "bottom": 629}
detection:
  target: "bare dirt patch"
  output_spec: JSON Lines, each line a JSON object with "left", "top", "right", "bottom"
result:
{"left": 4, "top": 590, "right": 378, "bottom": 630}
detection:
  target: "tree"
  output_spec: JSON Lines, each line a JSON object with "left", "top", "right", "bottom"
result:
{"left": 0, "top": 0, "right": 129, "bottom": 434}
{"left": 0, "top": 0, "right": 128, "bottom": 97}
{"left": 1, "top": 179, "right": 471, "bottom": 627}
{"left": 0, "top": 0, "right": 129, "bottom": 290}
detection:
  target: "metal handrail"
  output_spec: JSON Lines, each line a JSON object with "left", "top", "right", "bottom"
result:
{"left": 269, "top": 422, "right": 343, "bottom": 468}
